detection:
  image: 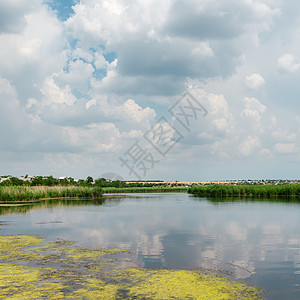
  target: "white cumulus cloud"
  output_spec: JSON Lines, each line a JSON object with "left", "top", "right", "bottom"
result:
{"left": 246, "top": 73, "right": 265, "bottom": 90}
{"left": 241, "top": 97, "right": 267, "bottom": 122}
{"left": 277, "top": 53, "right": 300, "bottom": 73}
{"left": 274, "top": 143, "right": 298, "bottom": 154}
{"left": 238, "top": 136, "right": 261, "bottom": 156}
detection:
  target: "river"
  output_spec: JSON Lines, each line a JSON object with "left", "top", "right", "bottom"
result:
{"left": 1, "top": 192, "right": 300, "bottom": 299}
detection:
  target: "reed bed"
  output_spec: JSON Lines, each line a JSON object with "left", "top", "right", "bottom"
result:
{"left": 188, "top": 184, "right": 300, "bottom": 198}
{"left": 0, "top": 186, "right": 102, "bottom": 202}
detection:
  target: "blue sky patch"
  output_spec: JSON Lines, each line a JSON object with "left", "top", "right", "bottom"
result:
{"left": 103, "top": 52, "right": 118, "bottom": 63}
{"left": 46, "top": 0, "right": 78, "bottom": 21}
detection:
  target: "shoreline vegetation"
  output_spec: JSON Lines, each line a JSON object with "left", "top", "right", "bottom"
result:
{"left": 189, "top": 184, "right": 300, "bottom": 198}
{"left": 0, "top": 186, "right": 103, "bottom": 202}
{"left": 0, "top": 175, "right": 189, "bottom": 202}
{"left": 1, "top": 183, "right": 300, "bottom": 202}
{"left": 0, "top": 186, "right": 188, "bottom": 202}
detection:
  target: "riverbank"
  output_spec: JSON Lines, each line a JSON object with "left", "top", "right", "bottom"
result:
{"left": 188, "top": 184, "right": 300, "bottom": 198}
{"left": 2, "top": 183, "right": 299, "bottom": 202}
{"left": 0, "top": 186, "right": 102, "bottom": 202}
{"left": 0, "top": 186, "right": 188, "bottom": 202}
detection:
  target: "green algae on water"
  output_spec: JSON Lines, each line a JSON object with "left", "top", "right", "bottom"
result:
{"left": 0, "top": 234, "right": 262, "bottom": 299}
{"left": 118, "top": 268, "right": 262, "bottom": 300}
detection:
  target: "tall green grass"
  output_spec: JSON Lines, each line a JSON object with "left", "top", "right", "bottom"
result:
{"left": 188, "top": 184, "right": 300, "bottom": 198}
{"left": 0, "top": 186, "right": 102, "bottom": 202}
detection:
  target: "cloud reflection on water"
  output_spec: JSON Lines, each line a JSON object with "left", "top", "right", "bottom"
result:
{"left": 1, "top": 193, "right": 300, "bottom": 297}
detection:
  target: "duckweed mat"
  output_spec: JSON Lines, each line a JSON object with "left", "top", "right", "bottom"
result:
{"left": 0, "top": 235, "right": 262, "bottom": 299}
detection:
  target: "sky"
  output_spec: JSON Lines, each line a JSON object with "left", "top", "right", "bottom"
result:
{"left": 0, "top": 0, "right": 299, "bottom": 181}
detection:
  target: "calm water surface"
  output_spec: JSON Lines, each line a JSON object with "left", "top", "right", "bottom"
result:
{"left": 1, "top": 193, "right": 300, "bottom": 299}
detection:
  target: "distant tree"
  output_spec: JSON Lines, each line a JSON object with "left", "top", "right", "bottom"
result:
{"left": 95, "top": 178, "right": 108, "bottom": 187}
{"left": 68, "top": 177, "right": 75, "bottom": 185}
{"left": 86, "top": 176, "right": 94, "bottom": 185}
{"left": 77, "top": 179, "right": 84, "bottom": 186}
{"left": 7, "top": 177, "right": 23, "bottom": 186}
{"left": 112, "top": 180, "right": 126, "bottom": 188}
{"left": 59, "top": 178, "right": 69, "bottom": 186}
{"left": 31, "top": 176, "right": 44, "bottom": 186}
{"left": 0, "top": 180, "right": 9, "bottom": 186}
{"left": 44, "top": 176, "right": 59, "bottom": 186}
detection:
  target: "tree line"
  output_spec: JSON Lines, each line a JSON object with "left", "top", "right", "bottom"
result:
{"left": 0, "top": 176, "right": 166, "bottom": 188}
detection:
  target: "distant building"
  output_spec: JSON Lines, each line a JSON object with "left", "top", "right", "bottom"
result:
{"left": 26, "top": 176, "right": 35, "bottom": 182}
{"left": 0, "top": 177, "right": 10, "bottom": 183}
